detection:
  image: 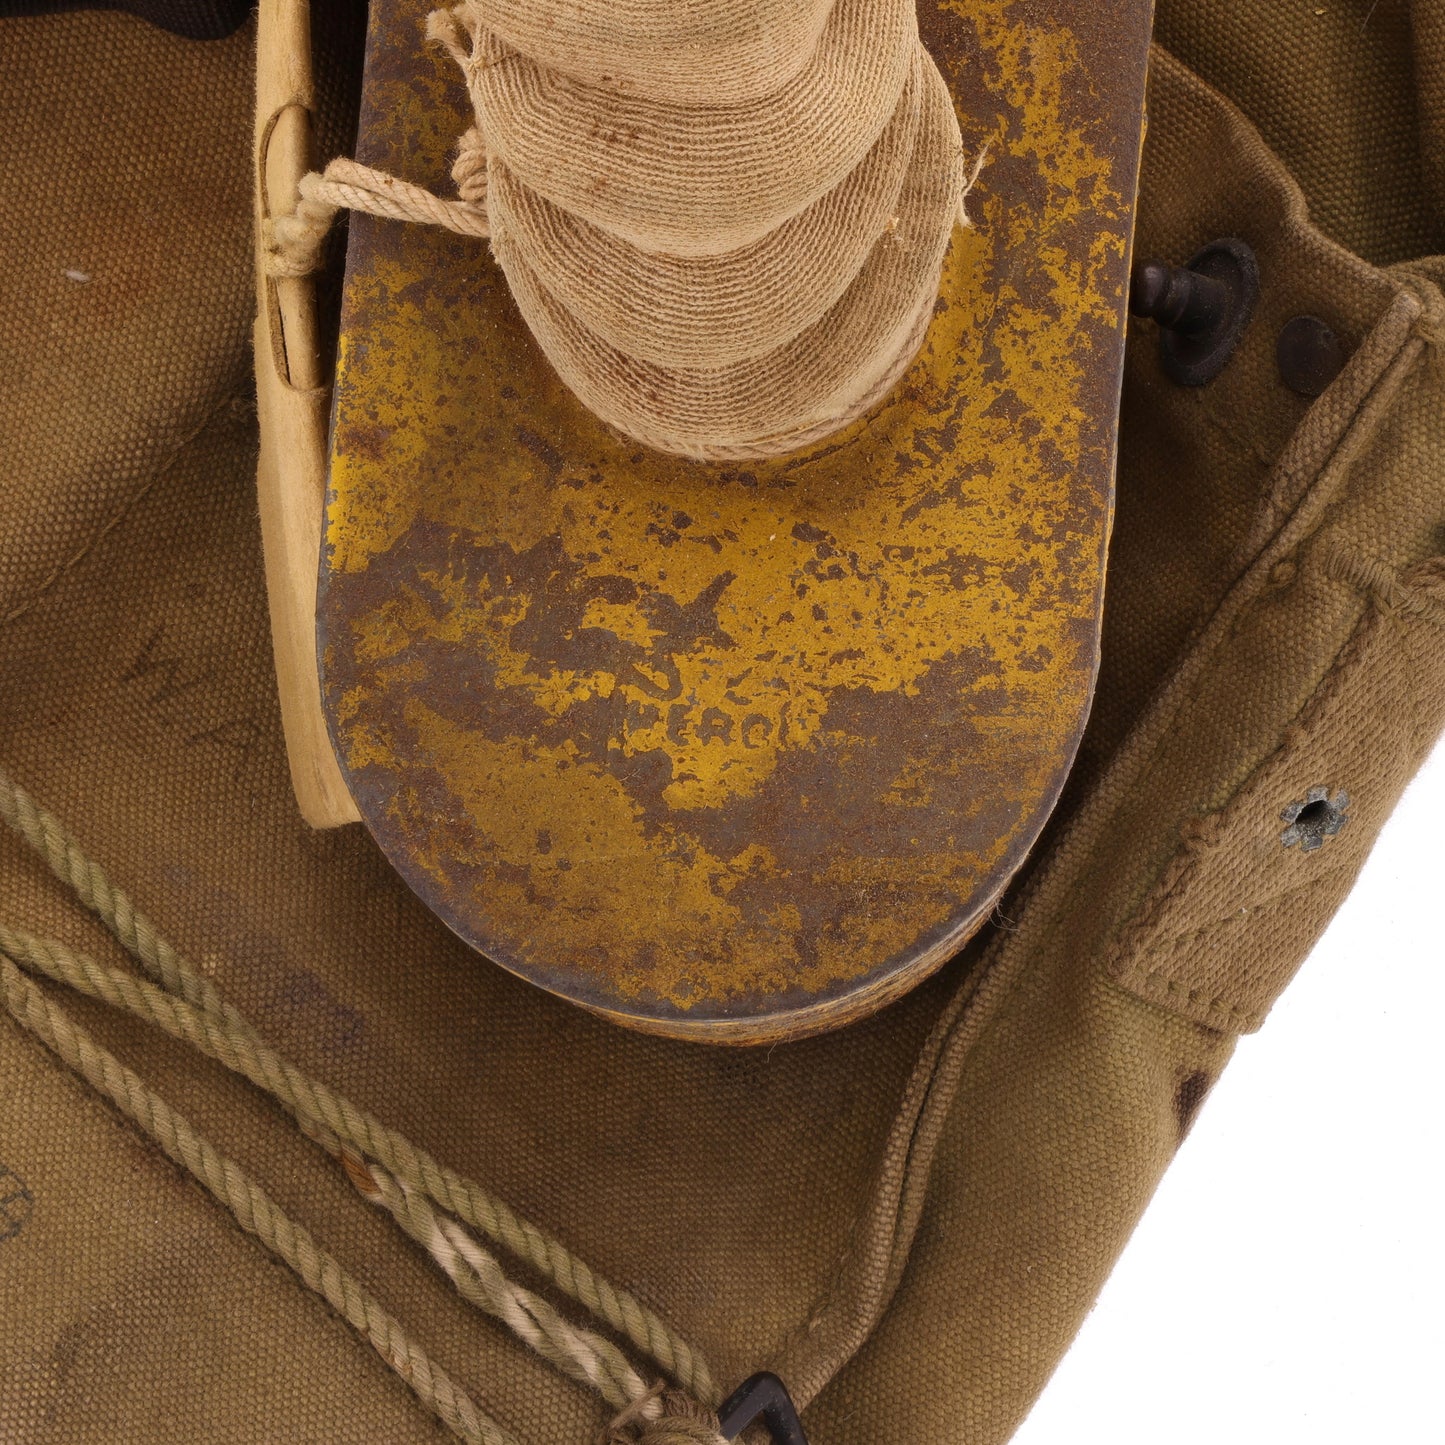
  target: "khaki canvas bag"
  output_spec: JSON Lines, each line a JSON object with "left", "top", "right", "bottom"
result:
{"left": 2, "top": 0, "right": 1443, "bottom": 1439}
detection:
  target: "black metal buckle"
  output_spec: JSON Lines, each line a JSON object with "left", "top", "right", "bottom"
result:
{"left": 717, "top": 1373, "right": 809, "bottom": 1445}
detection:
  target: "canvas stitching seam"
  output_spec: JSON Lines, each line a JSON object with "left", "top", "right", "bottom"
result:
{"left": 1323, "top": 542, "right": 1445, "bottom": 625}
{"left": 1108, "top": 549, "right": 1445, "bottom": 1023}
{"left": 1116, "top": 867, "right": 1350, "bottom": 1026}
{"left": 1, "top": 393, "right": 247, "bottom": 632}
{"left": 1128, "top": 865, "right": 1351, "bottom": 961}
{"left": 811, "top": 257, "right": 1441, "bottom": 1408}
{"left": 1116, "top": 969, "right": 1262, "bottom": 1028}
{"left": 1102, "top": 602, "right": 1387, "bottom": 1005}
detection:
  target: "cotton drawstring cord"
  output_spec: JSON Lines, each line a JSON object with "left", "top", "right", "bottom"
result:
{"left": 264, "top": 131, "right": 987, "bottom": 284}
{"left": 0, "top": 952, "right": 510, "bottom": 1445}
{"left": 0, "top": 768, "right": 724, "bottom": 1444}
{"left": 262, "top": 10, "right": 492, "bottom": 279}
{"left": 0, "top": 920, "right": 661, "bottom": 1413}
{"left": 0, "top": 768, "right": 714, "bottom": 1406}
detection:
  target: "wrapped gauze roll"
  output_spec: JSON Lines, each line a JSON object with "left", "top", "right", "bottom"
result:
{"left": 473, "top": 0, "right": 838, "bottom": 105}
{"left": 431, "top": 0, "right": 967, "bottom": 459}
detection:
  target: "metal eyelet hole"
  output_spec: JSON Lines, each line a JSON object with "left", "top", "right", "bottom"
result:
{"left": 1280, "top": 786, "right": 1349, "bottom": 851}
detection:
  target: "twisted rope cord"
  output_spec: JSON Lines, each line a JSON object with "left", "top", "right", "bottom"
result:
{"left": 307, "top": 1103, "right": 708, "bottom": 1433}
{"left": 0, "top": 923, "right": 655, "bottom": 1413}
{"left": 263, "top": 146, "right": 985, "bottom": 464}
{"left": 383, "top": 1173, "right": 655, "bottom": 1412}
{"left": 0, "top": 951, "right": 509, "bottom": 1445}
{"left": 286, "top": 1104, "right": 657, "bottom": 1414}
{"left": 0, "top": 769, "right": 243, "bottom": 1031}
{"left": 264, "top": 155, "right": 491, "bottom": 279}
{"left": 0, "top": 767, "right": 714, "bottom": 1409}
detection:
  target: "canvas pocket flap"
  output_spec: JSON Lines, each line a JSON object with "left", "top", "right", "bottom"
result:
{"left": 1107, "top": 556, "right": 1445, "bottom": 1033}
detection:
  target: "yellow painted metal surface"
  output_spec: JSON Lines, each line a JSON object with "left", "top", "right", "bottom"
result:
{"left": 320, "top": 0, "right": 1153, "bottom": 1040}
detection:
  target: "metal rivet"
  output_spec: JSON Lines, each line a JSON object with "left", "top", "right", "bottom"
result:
{"left": 1280, "top": 786, "right": 1349, "bottom": 851}
{"left": 1129, "top": 237, "right": 1260, "bottom": 387}
{"left": 1277, "top": 315, "right": 1345, "bottom": 397}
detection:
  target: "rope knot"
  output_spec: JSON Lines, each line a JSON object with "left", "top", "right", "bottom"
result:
{"left": 452, "top": 126, "right": 489, "bottom": 204}
{"left": 264, "top": 172, "right": 339, "bottom": 278}
{"left": 603, "top": 1386, "right": 728, "bottom": 1445}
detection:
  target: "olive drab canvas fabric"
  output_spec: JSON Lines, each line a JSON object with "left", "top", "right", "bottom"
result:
{"left": 1, "top": 1, "right": 1443, "bottom": 1442}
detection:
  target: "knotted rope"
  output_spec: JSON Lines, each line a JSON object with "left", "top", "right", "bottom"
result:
{"left": 603, "top": 1384, "right": 728, "bottom": 1445}
{"left": 266, "top": 153, "right": 491, "bottom": 279}
{"left": 0, "top": 767, "right": 724, "bottom": 1445}
{"left": 265, "top": 0, "right": 979, "bottom": 460}
{"left": 0, "top": 952, "right": 511, "bottom": 1445}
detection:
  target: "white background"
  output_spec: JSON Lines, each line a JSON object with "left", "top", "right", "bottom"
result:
{"left": 1014, "top": 734, "right": 1445, "bottom": 1444}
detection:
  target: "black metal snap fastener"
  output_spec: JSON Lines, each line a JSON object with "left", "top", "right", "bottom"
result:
{"left": 1277, "top": 314, "right": 1346, "bottom": 397}
{"left": 717, "top": 1373, "right": 809, "bottom": 1444}
{"left": 1129, "top": 237, "right": 1260, "bottom": 386}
